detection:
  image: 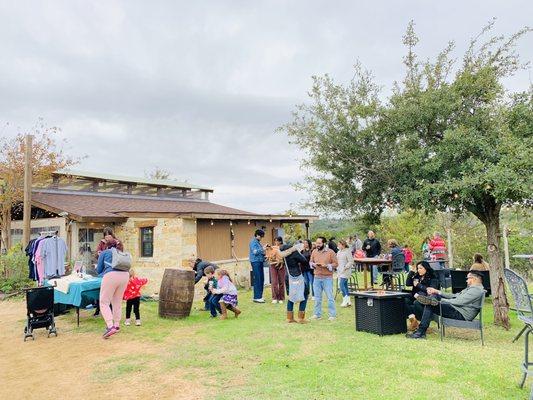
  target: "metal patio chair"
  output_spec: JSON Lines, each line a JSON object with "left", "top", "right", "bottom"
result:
{"left": 433, "top": 290, "right": 486, "bottom": 345}
{"left": 504, "top": 268, "right": 533, "bottom": 389}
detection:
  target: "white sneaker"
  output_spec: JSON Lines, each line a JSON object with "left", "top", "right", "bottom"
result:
{"left": 278, "top": 300, "right": 283, "bottom": 304}
{"left": 135, "top": 320, "right": 141, "bottom": 326}
{"left": 328, "top": 316, "right": 336, "bottom": 321}
{"left": 124, "top": 319, "right": 131, "bottom": 326}
{"left": 309, "top": 315, "right": 322, "bottom": 320}
{"left": 272, "top": 300, "right": 278, "bottom": 304}
{"left": 253, "top": 298, "right": 266, "bottom": 303}
{"left": 341, "top": 296, "right": 351, "bottom": 307}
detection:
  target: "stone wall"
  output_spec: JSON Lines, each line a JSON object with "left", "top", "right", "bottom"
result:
{"left": 114, "top": 217, "right": 198, "bottom": 295}
{"left": 102, "top": 216, "right": 253, "bottom": 297}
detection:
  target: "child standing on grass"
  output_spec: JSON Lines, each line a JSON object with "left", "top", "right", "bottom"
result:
{"left": 211, "top": 269, "right": 241, "bottom": 320}
{"left": 204, "top": 266, "right": 222, "bottom": 318}
{"left": 123, "top": 269, "right": 148, "bottom": 326}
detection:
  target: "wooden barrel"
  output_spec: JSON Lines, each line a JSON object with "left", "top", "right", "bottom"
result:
{"left": 159, "top": 268, "right": 195, "bottom": 319}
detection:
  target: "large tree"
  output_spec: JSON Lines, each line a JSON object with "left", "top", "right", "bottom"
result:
{"left": 0, "top": 122, "right": 76, "bottom": 250}
{"left": 280, "top": 21, "right": 532, "bottom": 328}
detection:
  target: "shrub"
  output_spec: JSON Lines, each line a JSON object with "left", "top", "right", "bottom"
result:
{"left": 0, "top": 244, "right": 33, "bottom": 293}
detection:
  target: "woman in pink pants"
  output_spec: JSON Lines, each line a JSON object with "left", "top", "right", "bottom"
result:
{"left": 96, "top": 249, "right": 129, "bottom": 339}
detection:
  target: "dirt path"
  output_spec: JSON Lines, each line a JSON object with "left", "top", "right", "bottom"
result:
{"left": 0, "top": 301, "right": 206, "bottom": 400}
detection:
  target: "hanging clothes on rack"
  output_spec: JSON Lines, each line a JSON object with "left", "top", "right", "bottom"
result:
{"left": 25, "top": 238, "right": 38, "bottom": 280}
{"left": 27, "top": 231, "right": 68, "bottom": 285}
{"left": 42, "top": 235, "right": 67, "bottom": 277}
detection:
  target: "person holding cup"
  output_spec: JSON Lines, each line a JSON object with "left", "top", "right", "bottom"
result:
{"left": 405, "top": 261, "right": 439, "bottom": 331}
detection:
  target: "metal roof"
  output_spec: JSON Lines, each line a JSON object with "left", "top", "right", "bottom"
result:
{"left": 54, "top": 169, "right": 214, "bottom": 192}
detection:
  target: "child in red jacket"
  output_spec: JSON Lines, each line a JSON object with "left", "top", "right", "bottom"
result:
{"left": 123, "top": 269, "right": 148, "bottom": 326}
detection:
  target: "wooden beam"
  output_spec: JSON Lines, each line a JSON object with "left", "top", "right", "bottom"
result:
{"left": 134, "top": 219, "right": 158, "bottom": 228}
{"left": 22, "top": 135, "right": 33, "bottom": 246}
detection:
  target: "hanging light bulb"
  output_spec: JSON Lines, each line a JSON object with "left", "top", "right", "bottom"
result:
{"left": 210, "top": 220, "right": 214, "bottom": 226}
{"left": 247, "top": 220, "right": 250, "bottom": 225}
{"left": 229, "top": 221, "right": 233, "bottom": 226}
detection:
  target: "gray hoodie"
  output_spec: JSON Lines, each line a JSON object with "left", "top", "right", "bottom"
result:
{"left": 440, "top": 284, "right": 485, "bottom": 320}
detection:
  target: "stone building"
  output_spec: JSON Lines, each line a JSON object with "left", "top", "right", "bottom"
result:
{"left": 10, "top": 170, "right": 315, "bottom": 294}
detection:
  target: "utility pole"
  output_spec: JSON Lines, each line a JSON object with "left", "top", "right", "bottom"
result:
{"left": 502, "top": 224, "right": 510, "bottom": 269}
{"left": 445, "top": 207, "right": 454, "bottom": 269}
{"left": 22, "top": 135, "right": 33, "bottom": 247}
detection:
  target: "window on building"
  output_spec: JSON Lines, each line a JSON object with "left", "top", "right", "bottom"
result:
{"left": 140, "top": 227, "right": 154, "bottom": 257}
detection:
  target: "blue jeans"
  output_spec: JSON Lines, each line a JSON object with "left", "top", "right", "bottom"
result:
{"left": 313, "top": 277, "right": 336, "bottom": 318}
{"left": 418, "top": 302, "right": 464, "bottom": 334}
{"left": 251, "top": 261, "right": 264, "bottom": 300}
{"left": 208, "top": 294, "right": 222, "bottom": 317}
{"left": 372, "top": 265, "right": 380, "bottom": 284}
{"left": 339, "top": 278, "right": 349, "bottom": 297}
{"left": 303, "top": 270, "right": 314, "bottom": 296}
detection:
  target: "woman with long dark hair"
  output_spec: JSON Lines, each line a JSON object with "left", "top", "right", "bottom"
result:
{"left": 300, "top": 239, "right": 314, "bottom": 300}
{"left": 405, "top": 260, "right": 439, "bottom": 331}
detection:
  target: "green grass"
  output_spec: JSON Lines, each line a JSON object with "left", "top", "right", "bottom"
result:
{"left": 59, "top": 289, "right": 527, "bottom": 400}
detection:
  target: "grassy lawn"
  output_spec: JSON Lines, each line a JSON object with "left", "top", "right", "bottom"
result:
{"left": 33, "top": 287, "right": 527, "bottom": 400}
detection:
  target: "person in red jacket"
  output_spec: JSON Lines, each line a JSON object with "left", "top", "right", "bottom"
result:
{"left": 123, "top": 269, "right": 148, "bottom": 326}
{"left": 96, "top": 227, "right": 124, "bottom": 255}
{"left": 429, "top": 232, "right": 447, "bottom": 260}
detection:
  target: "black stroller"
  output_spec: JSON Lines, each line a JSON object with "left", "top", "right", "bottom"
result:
{"left": 24, "top": 285, "right": 58, "bottom": 341}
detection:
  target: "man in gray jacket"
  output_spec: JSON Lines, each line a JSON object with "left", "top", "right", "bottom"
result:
{"left": 407, "top": 271, "right": 485, "bottom": 339}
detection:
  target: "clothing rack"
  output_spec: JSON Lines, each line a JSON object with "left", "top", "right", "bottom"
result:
{"left": 39, "top": 230, "right": 57, "bottom": 236}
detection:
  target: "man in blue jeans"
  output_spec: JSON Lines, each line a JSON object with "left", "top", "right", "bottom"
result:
{"left": 249, "top": 229, "right": 266, "bottom": 303}
{"left": 309, "top": 236, "right": 338, "bottom": 320}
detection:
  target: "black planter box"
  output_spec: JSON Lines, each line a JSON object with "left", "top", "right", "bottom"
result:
{"left": 351, "top": 291, "right": 410, "bottom": 336}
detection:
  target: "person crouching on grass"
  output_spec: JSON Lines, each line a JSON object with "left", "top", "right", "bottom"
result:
{"left": 211, "top": 269, "right": 241, "bottom": 319}
{"left": 123, "top": 269, "right": 148, "bottom": 326}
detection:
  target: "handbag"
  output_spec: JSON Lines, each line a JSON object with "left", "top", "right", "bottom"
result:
{"left": 285, "top": 258, "right": 305, "bottom": 303}
{"left": 110, "top": 247, "right": 132, "bottom": 271}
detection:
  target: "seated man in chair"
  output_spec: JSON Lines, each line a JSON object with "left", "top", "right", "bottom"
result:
{"left": 407, "top": 271, "right": 485, "bottom": 339}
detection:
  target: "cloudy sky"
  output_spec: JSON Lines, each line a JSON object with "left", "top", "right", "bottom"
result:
{"left": 1, "top": 1, "right": 531, "bottom": 215}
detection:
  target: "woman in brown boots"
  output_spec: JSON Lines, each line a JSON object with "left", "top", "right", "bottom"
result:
{"left": 278, "top": 239, "right": 309, "bottom": 324}
{"left": 211, "top": 269, "right": 241, "bottom": 320}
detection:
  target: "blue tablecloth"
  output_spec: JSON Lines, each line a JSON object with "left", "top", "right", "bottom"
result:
{"left": 53, "top": 277, "right": 102, "bottom": 307}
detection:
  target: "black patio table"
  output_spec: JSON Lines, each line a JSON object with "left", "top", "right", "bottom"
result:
{"left": 351, "top": 290, "right": 410, "bottom": 335}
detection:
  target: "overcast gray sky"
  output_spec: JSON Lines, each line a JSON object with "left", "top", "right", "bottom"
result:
{"left": 1, "top": 1, "right": 531, "bottom": 215}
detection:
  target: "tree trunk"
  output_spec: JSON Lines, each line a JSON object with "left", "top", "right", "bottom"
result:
{"left": 0, "top": 206, "right": 11, "bottom": 251}
{"left": 484, "top": 208, "right": 510, "bottom": 329}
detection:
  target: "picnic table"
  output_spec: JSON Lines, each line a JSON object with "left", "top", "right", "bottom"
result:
{"left": 47, "top": 276, "right": 102, "bottom": 326}
{"left": 353, "top": 258, "right": 392, "bottom": 290}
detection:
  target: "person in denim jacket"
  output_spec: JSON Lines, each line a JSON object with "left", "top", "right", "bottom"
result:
{"left": 249, "top": 229, "right": 266, "bottom": 303}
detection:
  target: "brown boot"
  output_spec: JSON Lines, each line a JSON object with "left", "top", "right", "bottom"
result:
{"left": 408, "top": 317, "right": 419, "bottom": 332}
{"left": 229, "top": 305, "right": 242, "bottom": 318}
{"left": 297, "top": 311, "right": 308, "bottom": 324}
{"left": 220, "top": 303, "right": 228, "bottom": 320}
{"left": 287, "top": 311, "right": 296, "bottom": 323}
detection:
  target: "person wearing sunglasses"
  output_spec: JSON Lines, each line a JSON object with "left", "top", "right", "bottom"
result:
{"left": 407, "top": 271, "right": 485, "bottom": 339}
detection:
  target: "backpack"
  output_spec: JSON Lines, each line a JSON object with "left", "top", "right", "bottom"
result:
{"left": 110, "top": 247, "right": 132, "bottom": 271}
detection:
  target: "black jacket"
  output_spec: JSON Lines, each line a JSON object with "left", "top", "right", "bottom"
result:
{"left": 194, "top": 259, "right": 218, "bottom": 283}
{"left": 328, "top": 240, "right": 338, "bottom": 253}
{"left": 280, "top": 244, "right": 307, "bottom": 277}
{"left": 362, "top": 238, "right": 381, "bottom": 258}
{"left": 300, "top": 249, "right": 312, "bottom": 272}
{"left": 406, "top": 271, "right": 439, "bottom": 296}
